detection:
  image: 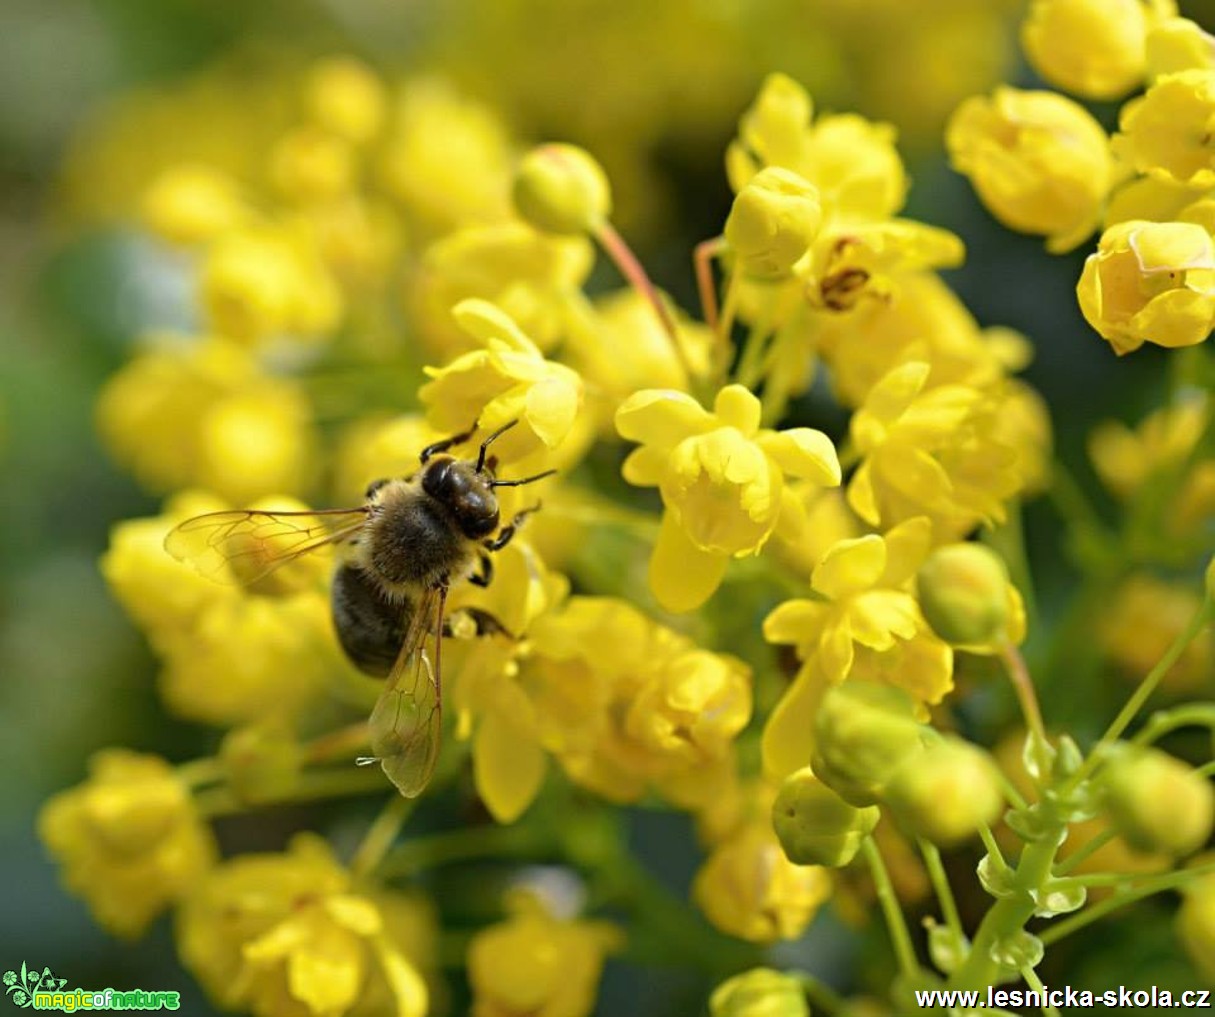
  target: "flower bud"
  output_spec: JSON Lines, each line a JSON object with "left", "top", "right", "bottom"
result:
{"left": 1077, "top": 219, "right": 1215, "bottom": 356}
{"left": 883, "top": 737, "right": 1004, "bottom": 848}
{"left": 710, "top": 968, "right": 809, "bottom": 1017}
{"left": 812, "top": 684, "right": 926, "bottom": 807}
{"left": 513, "top": 144, "right": 611, "bottom": 235}
{"left": 916, "top": 543, "right": 1010, "bottom": 648}
{"left": 1021, "top": 0, "right": 1154, "bottom": 100}
{"left": 1147, "top": 18, "right": 1215, "bottom": 77}
{"left": 141, "top": 165, "right": 245, "bottom": 246}
{"left": 219, "top": 724, "right": 304, "bottom": 804}
{"left": 725, "top": 167, "right": 823, "bottom": 278}
{"left": 304, "top": 56, "right": 385, "bottom": 143}
{"left": 1101, "top": 746, "right": 1215, "bottom": 856}
{"left": 1178, "top": 869, "right": 1215, "bottom": 980}
{"left": 772, "top": 767, "right": 879, "bottom": 867}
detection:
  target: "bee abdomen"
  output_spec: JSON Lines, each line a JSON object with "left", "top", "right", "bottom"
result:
{"left": 331, "top": 564, "right": 411, "bottom": 678}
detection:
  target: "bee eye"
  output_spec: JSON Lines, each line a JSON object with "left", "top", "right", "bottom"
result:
{"left": 422, "top": 458, "right": 454, "bottom": 499}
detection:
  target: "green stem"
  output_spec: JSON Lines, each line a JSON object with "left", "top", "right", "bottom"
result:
{"left": 194, "top": 766, "right": 387, "bottom": 817}
{"left": 1131, "top": 702, "right": 1215, "bottom": 747}
{"left": 1038, "top": 861, "right": 1215, "bottom": 947}
{"left": 862, "top": 837, "right": 920, "bottom": 982}
{"left": 978, "top": 822, "right": 1009, "bottom": 873}
{"left": 351, "top": 794, "right": 416, "bottom": 881}
{"left": 999, "top": 641, "right": 1048, "bottom": 753}
{"left": 377, "top": 822, "right": 550, "bottom": 878}
{"left": 920, "top": 839, "right": 965, "bottom": 945}
{"left": 1197, "top": 759, "right": 1215, "bottom": 779}
{"left": 1054, "top": 828, "right": 1116, "bottom": 877}
{"left": 795, "top": 973, "right": 848, "bottom": 1016}
{"left": 177, "top": 757, "right": 224, "bottom": 789}
{"left": 1022, "top": 965, "right": 1060, "bottom": 1017}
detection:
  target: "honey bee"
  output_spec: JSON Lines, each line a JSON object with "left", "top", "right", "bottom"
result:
{"left": 164, "top": 420, "right": 553, "bottom": 798}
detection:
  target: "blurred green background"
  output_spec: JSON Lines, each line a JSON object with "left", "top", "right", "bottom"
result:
{"left": 1, "top": 0, "right": 1212, "bottom": 1012}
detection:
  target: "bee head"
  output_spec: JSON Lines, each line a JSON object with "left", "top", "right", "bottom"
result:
{"left": 421, "top": 456, "right": 500, "bottom": 539}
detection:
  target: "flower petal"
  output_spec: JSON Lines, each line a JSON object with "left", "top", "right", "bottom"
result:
{"left": 756, "top": 428, "right": 841, "bottom": 485}
{"left": 713, "top": 385, "right": 762, "bottom": 434}
{"left": 761, "top": 665, "right": 825, "bottom": 780}
{"left": 811, "top": 534, "right": 886, "bottom": 600}
{"left": 615, "top": 390, "right": 714, "bottom": 447}
{"left": 649, "top": 511, "right": 728, "bottom": 612}
{"left": 474, "top": 711, "right": 547, "bottom": 823}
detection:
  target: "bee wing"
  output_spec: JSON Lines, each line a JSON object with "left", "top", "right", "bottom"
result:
{"left": 164, "top": 508, "right": 369, "bottom": 586}
{"left": 367, "top": 585, "right": 445, "bottom": 798}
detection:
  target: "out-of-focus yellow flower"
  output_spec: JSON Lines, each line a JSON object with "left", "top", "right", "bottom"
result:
{"left": 1117, "top": 70, "right": 1215, "bottom": 187}
{"left": 141, "top": 163, "right": 247, "bottom": 246}
{"left": 304, "top": 195, "right": 402, "bottom": 289}
{"left": 693, "top": 820, "right": 832, "bottom": 943}
{"left": 916, "top": 543, "right": 1025, "bottom": 652}
{"left": 762, "top": 519, "right": 952, "bottom": 780}
{"left": 727, "top": 73, "right": 908, "bottom": 222}
{"left": 616, "top": 384, "right": 840, "bottom": 612}
{"left": 848, "top": 361, "right": 1023, "bottom": 537}
{"left": 1100, "top": 746, "right": 1215, "bottom": 857}
{"left": 467, "top": 891, "right": 619, "bottom": 1017}
{"left": 710, "top": 968, "right": 809, "bottom": 1017}
{"left": 178, "top": 834, "right": 431, "bottom": 1017}
{"left": 96, "top": 339, "right": 317, "bottom": 503}
{"left": 269, "top": 127, "right": 357, "bottom": 204}
{"left": 1101, "top": 574, "right": 1214, "bottom": 692}
{"left": 1077, "top": 220, "right": 1215, "bottom": 355}
{"left": 725, "top": 167, "right": 823, "bottom": 278}
{"left": 304, "top": 57, "right": 386, "bottom": 145}
{"left": 408, "top": 222, "right": 593, "bottom": 356}
{"left": 1021, "top": 0, "right": 1175, "bottom": 100}
{"left": 201, "top": 226, "right": 342, "bottom": 345}
{"left": 420, "top": 299, "right": 584, "bottom": 467}
{"left": 1178, "top": 865, "right": 1215, "bottom": 980}
{"left": 379, "top": 79, "right": 514, "bottom": 238}
{"left": 512, "top": 143, "right": 612, "bottom": 236}
{"left": 882, "top": 736, "right": 1004, "bottom": 847}
{"left": 947, "top": 87, "right": 1112, "bottom": 253}
{"left": 39, "top": 750, "right": 216, "bottom": 938}
{"left": 333, "top": 413, "right": 439, "bottom": 504}
{"left": 1147, "top": 18, "right": 1215, "bottom": 77}
{"left": 1104, "top": 172, "right": 1209, "bottom": 229}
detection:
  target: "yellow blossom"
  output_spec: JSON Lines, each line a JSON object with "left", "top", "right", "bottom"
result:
{"left": 333, "top": 413, "right": 439, "bottom": 504}
{"left": 420, "top": 299, "right": 584, "bottom": 467}
{"left": 1021, "top": 0, "right": 1175, "bottom": 100}
{"left": 1147, "top": 18, "right": 1215, "bottom": 77}
{"left": 39, "top": 750, "right": 216, "bottom": 938}
{"left": 467, "top": 892, "right": 619, "bottom": 1017}
{"left": 692, "top": 820, "right": 832, "bottom": 943}
{"left": 761, "top": 518, "right": 953, "bottom": 780}
{"left": 770, "top": 486, "right": 864, "bottom": 577}
{"left": 95, "top": 338, "right": 317, "bottom": 503}
{"left": 1178, "top": 866, "right": 1215, "bottom": 980}
{"left": 512, "top": 143, "right": 612, "bottom": 236}
{"left": 1117, "top": 70, "right": 1215, "bottom": 187}
{"left": 304, "top": 57, "right": 386, "bottom": 145}
{"left": 1077, "top": 219, "right": 1215, "bottom": 354}
{"left": 616, "top": 384, "right": 840, "bottom": 612}
{"left": 710, "top": 968, "right": 808, "bottom": 1017}
{"left": 725, "top": 167, "right": 823, "bottom": 278}
{"left": 269, "top": 127, "right": 357, "bottom": 203}
{"left": 1104, "top": 173, "right": 1209, "bottom": 229}
{"left": 882, "top": 736, "right": 1004, "bottom": 847}
{"left": 946, "top": 87, "right": 1112, "bottom": 252}
{"left": 1101, "top": 574, "right": 1214, "bottom": 692}
{"left": 178, "top": 834, "right": 431, "bottom": 1017}
{"left": 141, "top": 163, "right": 246, "bottom": 246}
{"left": 847, "top": 362, "right": 1023, "bottom": 537}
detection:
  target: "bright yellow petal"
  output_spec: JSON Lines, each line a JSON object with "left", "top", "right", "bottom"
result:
{"left": 524, "top": 375, "right": 580, "bottom": 447}
{"left": 453, "top": 298, "right": 542, "bottom": 354}
{"left": 763, "top": 599, "right": 827, "bottom": 646}
{"left": 762, "top": 665, "right": 826, "bottom": 780}
{"left": 615, "top": 390, "right": 713, "bottom": 447}
{"left": 713, "top": 385, "right": 763, "bottom": 434}
{"left": 811, "top": 534, "right": 886, "bottom": 600}
{"left": 756, "top": 428, "right": 841, "bottom": 485}
{"left": 474, "top": 712, "right": 547, "bottom": 823}
{"left": 880, "top": 516, "right": 933, "bottom": 586}
{"left": 847, "top": 460, "right": 881, "bottom": 526}
{"left": 621, "top": 446, "right": 665, "bottom": 486}
{"left": 650, "top": 511, "right": 728, "bottom": 612}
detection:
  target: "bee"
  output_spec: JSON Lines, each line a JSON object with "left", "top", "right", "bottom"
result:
{"left": 164, "top": 420, "right": 553, "bottom": 798}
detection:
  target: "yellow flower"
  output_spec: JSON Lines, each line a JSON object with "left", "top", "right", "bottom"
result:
{"left": 1101, "top": 574, "right": 1214, "bottom": 692}
{"left": 378, "top": 78, "right": 513, "bottom": 239}
{"left": 178, "top": 834, "right": 431, "bottom": 1017}
{"left": 512, "top": 143, "right": 612, "bottom": 236}
{"left": 761, "top": 519, "right": 953, "bottom": 780}
{"left": 408, "top": 221, "right": 593, "bottom": 357}
{"left": 333, "top": 413, "right": 440, "bottom": 504}
{"left": 1021, "top": 0, "right": 1174, "bottom": 100}
{"left": 269, "top": 127, "right": 357, "bottom": 204}
{"left": 616, "top": 384, "right": 840, "bottom": 612}
{"left": 1178, "top": 865, "right": 1215, "bottom": 980}
{"left": 947, "top": 87, "right": 1112, "bottom": 252}
{"left": 847, "top": 362, "right": 1023, "bottom": 537}
{"left": 467, "top": 892, "right": 619, "bottom": 1017}
{"left": 710, "top": 968, "right": 809, "bottom": 1017}
{"left": 1147, "top": 18, "right": 1215, "bottom": 77}
{"left": 882, "top": 737, "right": 1004, "bottom": 848}
{"left": 1100, "top": 746, "right": 1215, "bottom": 857}
{"left": 420, "top": 299, "right": 584, "bottom": 467}
{"left": 1077, "top": 219, "right": 1215, "bottom": 354}
{"left": 692, "top": 820, "right": 832, "bottom": 943}
{"left": 141, "top": 164, "right": 246, "bottom": 246}
{"left": 725, "top": 167, "right": 823, "bottom": 278}
{"left": 1104, "top": 172, "right": 1209, "bottom": 229}
{"left": 39, "top": 750, "right": 216, "bottom": 938}
{"left": 95, "top": 338, "right": 317, "bottom": 503}
{"left": 304, "top": 57, "right": 386, "bottom": 145}
{"left": 1117, "top": 69, "right": 1215, "bottom": 187}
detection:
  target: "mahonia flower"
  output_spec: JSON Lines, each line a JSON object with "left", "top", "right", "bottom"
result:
{"left": 39, "top": 750, "right": 217, "bottom": 938}
{"left": 1147, "top": 17, "right": 1215, "bottom": 77}
{"left": 847, "top": 361, "right": 1023, "bottom": 537}
{"left": 96, "top": 338, "right": 318, "bottom": 502}
{"left": 268, "top": 127, "right": 358, "bottom": 205}
{"left": 692, "top": 819, "right": 832, "bottom": 943}
{"left": 710, "top": 968, "right": 808, "bottom": 1017}
{"left": 761, "top": 518, "right": 953, "bottom": 779}
{"left": 1077, "top": 220, "right": 1215, "bottom": 354}
{"left": 947, "top": 87, "right": 1112, "bottom": 252}
{"left": 178, "top": 834, "right": 431, "bottom": 1017}
{"left": 141, "top": 164, "right": 247, "bottom": 246}
{"left": 333, "top": 413, "right": 440, "bottom": 504}
{"left": 616, "top": 384, "right": 840, "bottom": 611}
{"left": 467, "top": 891, "right": 620, "bottom": 1017}
{"left": 1021, "top": 0, "right": 1175, "bottom": 100}
{"left": 420, "top": 299, "right": 584, "bottom": 467}
{"left": 1117, "top": 70, "right": 1215, "bottom": 187}
{"left": 102, "top": 492, "right": 340, "bottom": 725}
{"left": 409, "top": 221, "right": 593, "bottom": 356}
{"left": 303, "top": 57, "right": 386, "bottom": 145}
{"left": 1101, "top": 574, "right": 1214, "bottom": 692}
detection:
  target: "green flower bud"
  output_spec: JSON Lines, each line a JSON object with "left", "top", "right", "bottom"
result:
{"left": 710, "top": 968, "right": 809, "bottom": 1017}
{"left": 812, "top": 684, "right": 926, "bottom": 807}
{"left": 883, "top": 736, "right": 1004, "bottom": 847}
{"left": 513, "top": 143, "right": 612, "bottom": 235}
{"left": 1101, "top": 745, "right": 1215, "bottom": 857}
{"left": 219, "top": 724, "right": 304, "bottom": 804}
{"left": 916, "top": 543, "right": 1010, "bottom": 647}
{"left": 772, "top": 767, "right": 880, "bottom": 867}
{"left": 725, "top": 167, "right": 822, "bottom": 278}
{"left": 1178, "top": 871, "right": 1215, "bottom": 981}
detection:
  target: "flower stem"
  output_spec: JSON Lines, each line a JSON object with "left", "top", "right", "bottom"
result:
{"left": 920, "top": 839, "right": 965, "bottom": 945}
{"left": 1022, "top": 965, "right": 1059, "bottom": 1017}
{"left": 305, "top": 721, "right": 372, "bottom": 764}
{"left": 377, "top": 822, "right": 549, "bottom": 878}
{"left": 862, "top": 837, "right": 919, "bottom": 982}
{"left": 194, "top": 766, "right": 387, "bottom": 817}
{"left": 1053, "top": 827, "right": 1116, "bottom": 877}
{"left": 695, "top": 236, "right": 725, "bottom": 331}
{"left": 351, "top": 794, "right": 416, "bottom": 881}
{"left": 999, "top": 641, "right": 1048, "bottom": 749}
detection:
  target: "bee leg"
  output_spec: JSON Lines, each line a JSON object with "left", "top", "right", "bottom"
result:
{"left": 483, "top": 502, "right": 542, "bottom": 552}
{"left": 420, "top": 421, "right": 479, "bottom": 463}
{"left": 469, "top": 553, "right": 493, "bottom": 588}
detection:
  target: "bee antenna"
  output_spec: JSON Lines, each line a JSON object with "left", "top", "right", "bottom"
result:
{"left": 489, "top": 469, "right": 557, "bottom": 488}
{"left": 476, "top": 420, "right": 519, "bottom": 472}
